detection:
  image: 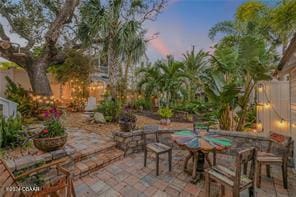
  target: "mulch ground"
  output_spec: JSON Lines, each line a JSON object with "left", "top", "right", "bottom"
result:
{"left": 1, "top": 112, "right": 192, "bottom": 160}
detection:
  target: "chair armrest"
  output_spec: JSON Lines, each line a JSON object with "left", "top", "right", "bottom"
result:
{"left": 15, "top": 157, "right": 70, "bottom": 180}
{"left": 57, "top": 166, "right": 71, "bottom": 176}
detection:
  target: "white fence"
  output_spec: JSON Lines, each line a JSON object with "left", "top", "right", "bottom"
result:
{"left": 256, "top": 80, "right": 291, "bottom": 136}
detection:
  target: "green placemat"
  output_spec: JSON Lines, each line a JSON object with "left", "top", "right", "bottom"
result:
{"left": 205, "top": 137, "right": 232, "bottom": 147}
{"left": 174, "top": 130, "right": 193, "bottom": 136}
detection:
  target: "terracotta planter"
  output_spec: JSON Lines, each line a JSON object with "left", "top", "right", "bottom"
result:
{"left": 160, "top": 118, "right": 171, "bottom": 125}
{"left": 119, "top": 121, "right": 136, "bottom": 132}
{"left": 33, "top": 133, "right": 68, "bottom": 152}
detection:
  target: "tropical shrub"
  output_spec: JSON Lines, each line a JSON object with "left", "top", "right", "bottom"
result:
{"left": 96, "top": 100, "right": 122, "bottom": 122}
{"left": 39, "top": 107, "right": 65, "bottom": 138}
{"left": 172, "top": 101, "right": 203, "bottom": 114}
{"left": 158, "top": 107, "right": 173, "bottom": 119}
{"left": 0, "top": 115, "right": 25, "bottom": 148}
{"left": 134, "top": 98, "right": 152, "bottom": 110}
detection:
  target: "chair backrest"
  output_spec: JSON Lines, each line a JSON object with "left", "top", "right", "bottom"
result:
{"left": 268, "top": 132, "right": 293, "bottom": 160}
{"left": 0, "top": 159, "right": 19, "bottom": 196}
{"left": 234, "top": 147, "right": 256, "bottom": 188}
{"left": 193, "top": 122, "right": 209, "bottom": 132}
{"left": 143, "top": 125, "right": 159, "bottom": 144}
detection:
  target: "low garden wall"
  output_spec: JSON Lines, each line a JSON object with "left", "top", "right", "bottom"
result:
{"left": 113, "top": 129, "right": 293, "bottom": 166}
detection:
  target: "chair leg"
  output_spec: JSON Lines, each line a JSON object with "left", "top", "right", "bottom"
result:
{"left": 220, "top": 185, "right": 225, "bottom": 197}
{"left": 205, "top": 153, "right": 212, "bottom": 167}
{"left": 249, "top": 186, "right": 255, "bottom": 197}
{"left": 192, "top": 152, "right": 197, "bottom": 179}
{"left": 183, "top": 152, "right": 192, "bottom": 172}
{"left": 256, "top": 161, "right": 261, "bottom": 188}
{"left": 213, "top": 151, "right": 217, "bottom": 166}
{"left": 205, "top": 171, "right": 210, "bottom": 197}
{"left": 266, "top": 164, "right": 271, "bottom": 178}
{"left": 282, "top": 164, "right": 288, "bottom": 189}
{"left": 168, "top": 150, "right": 172, "bottom": 172}
{"left": 232, "top": 188, "right": 239, "bottom": 197}
{"left": 156, "top": 154, "right": 159, "bottom": 176}
{"left": 144, "top": 149, "right": 147, "bottom": 167}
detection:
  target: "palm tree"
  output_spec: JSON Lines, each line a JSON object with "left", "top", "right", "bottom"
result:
{"left": 209, "top": 0, "right": 296, "bottom": 54}
{"left": 137, "top": 56, "right": 184, "bottom": 106}
{"left": 118, "top": 21, "right": 147, "bottom": 103}
{"left": 79, "top": 0, "right": 165, "bottom": 99}
{"left": 137, "top": 63, "right": 162, "bottom": 100}
{"left": 181, "top": 46, "right": 208, "bottom": 101}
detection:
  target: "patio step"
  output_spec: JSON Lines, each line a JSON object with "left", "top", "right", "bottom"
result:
{"left": 70, "top": 141, "right": 118, "bottom": 162}
{"left": 68, "top": 147, "right": 124, "bottom": 179}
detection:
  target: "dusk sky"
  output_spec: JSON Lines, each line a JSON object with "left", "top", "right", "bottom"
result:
{"left": 145, "top": 0, "right": 247, "bottom": 61}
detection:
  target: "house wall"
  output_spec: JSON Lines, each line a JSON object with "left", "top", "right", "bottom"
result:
{"left": 290, "top": 68, "right": 296, "bottom": 164}
{"left": 0, "top": 69, "right": 32, "bottom": 98}
{"left": 0, "top": 68, "right": 106, "bottom": 104}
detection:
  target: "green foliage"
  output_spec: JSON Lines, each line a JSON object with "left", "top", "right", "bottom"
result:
{"left": 49, "top": 49, "right": 92, "bottom": 83}
{"left": 39, "top": 108, "right": 65, "bottom": 138}
{"left": 5, "top": 76, "right": 36, "bottom": 117}
{"left": 96, "top": 100, "right": 122, "bottom": 122}
{"left": 41, "top": 119, "right": 65, "bottom": 138}
{"left": 0, "top": 62, "right": 20, "bottom": 70}
{"left": 134, "top": 98, "right": 152, "bottom": 110}
{"left": 172, "top": 101, "right": 201, "bottom": 114}
{"left": 181, "top": 46, "right": 209, "bottom": 101}
{"left": 0, "top": 115, "right": 24, "bottom": 148}
{"left": 158, "top": 107, "right": 173, "bottom": 119}
{"left": 137, "top": 56, "right": 185, "bottom": 105}
{"left": 241, "top": 105, "right": 256, "bottom": 130}
{"left": 236, "top": 1, "right": 267, "bottom": 23}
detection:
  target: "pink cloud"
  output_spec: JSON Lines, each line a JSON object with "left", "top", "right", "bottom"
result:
{"left": 149, "top": 37, "right": 170, "bottom": 57}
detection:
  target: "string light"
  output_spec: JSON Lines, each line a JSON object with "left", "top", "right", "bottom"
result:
{"left": 264, "top": 102, "right": 271, "bottom": 109}
{"left": 256, "top": 83, "right": 293, "bottom": 130}
{"left": 257, "top": 120, "right": 263, "bottom": 132}
{"left": 258, "top": 84, "right": 263, "bottom": 92}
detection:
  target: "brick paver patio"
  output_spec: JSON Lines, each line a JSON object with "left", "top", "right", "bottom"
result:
{"left": 74, "top": 149, "right": 296, "bottom": 197}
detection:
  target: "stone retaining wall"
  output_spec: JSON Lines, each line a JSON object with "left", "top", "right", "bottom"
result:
{"left": 113, "top": 129, "right": 294, "bottom": 166}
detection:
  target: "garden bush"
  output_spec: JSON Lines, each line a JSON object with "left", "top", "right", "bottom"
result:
{"left": 0, "top": 115, "right": 25, "bottom": 148}
{"left": 134, "top": 98, "right": 152, "bottom": 110}
{"left": 158, "top": 107, "right": 173, "bottom": 119}
{"left": 96, "top": 99, "right": 122, "bottom": 122}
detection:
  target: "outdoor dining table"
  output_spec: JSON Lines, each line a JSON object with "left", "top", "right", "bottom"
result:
{"left": 171, "top": 130, "right": 232, "bottom": 183}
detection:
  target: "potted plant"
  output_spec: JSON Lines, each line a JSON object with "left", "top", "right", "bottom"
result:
{"left": 33, "top": 107, "right": 67, "bottom": 152}
{"left": 158, "top": 107, "right": 173, "bottom": 125}
{"left": 118, "top": 112, "right": 137, "bottom": 132}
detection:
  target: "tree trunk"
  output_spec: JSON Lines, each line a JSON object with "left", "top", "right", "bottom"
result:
{"left": 26, "top": 62, "right": 52, "bottom": 96}
{"left": 108, "top": 42, "right": 119, "bottom": 99}
{"left": 122, "top": 57, "right": 132, "bottom": 104}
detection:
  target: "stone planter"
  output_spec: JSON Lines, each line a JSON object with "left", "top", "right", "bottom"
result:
{"left": 119, "top": 121, "right": 136, "bottom": 132}
{"left": 160, "top": 118, "right": 171, "bottom": 125}
{"left": 33, "top": 133, "right": 68, "bottom": 152}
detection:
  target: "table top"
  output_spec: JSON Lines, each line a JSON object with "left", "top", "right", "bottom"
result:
{"left": 171, "top": 130, "right": 232, "bottom": 152}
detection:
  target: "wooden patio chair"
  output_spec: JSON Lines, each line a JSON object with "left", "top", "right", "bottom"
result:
{"left": 0, "top": 158, "right": 76, "bottom": 197}
{"left": 256, "top": 132, "right": 293, "bottom": 189}
{"left": 205, "top": 147, "right": 257, "bottom": 197}
{"left": 143, "top": 125, "right": 172, "bottom": 176}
